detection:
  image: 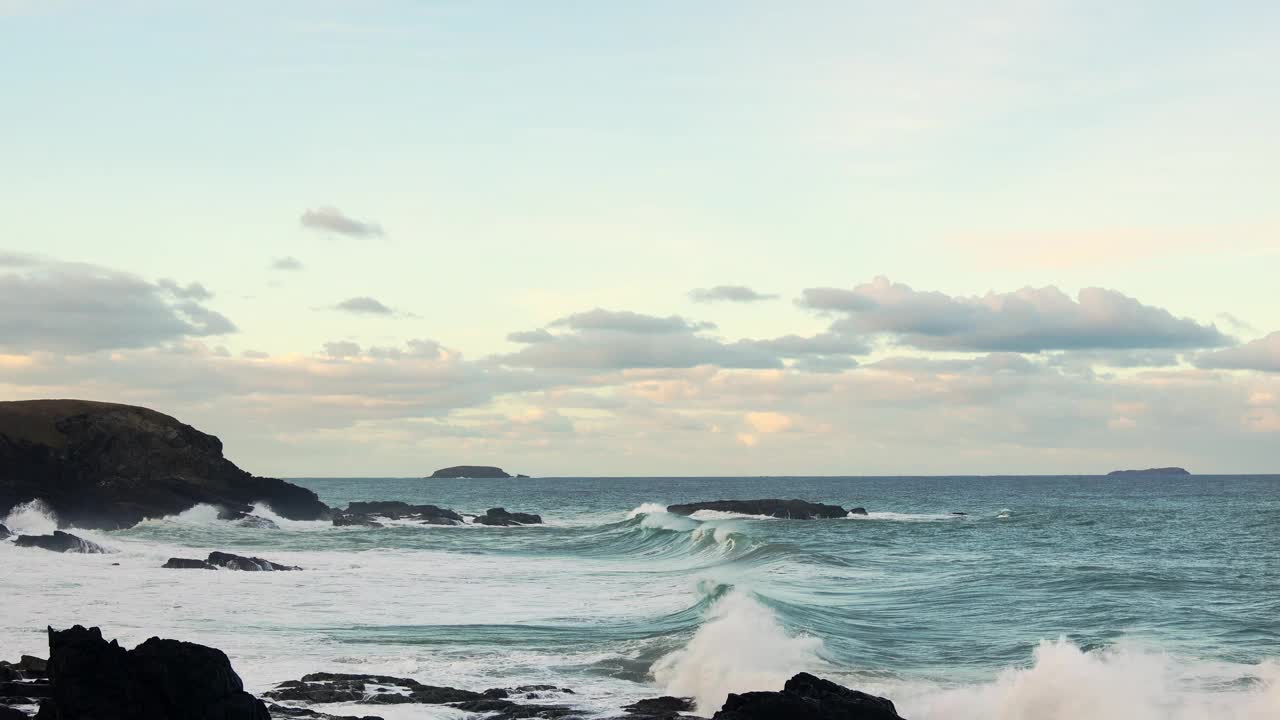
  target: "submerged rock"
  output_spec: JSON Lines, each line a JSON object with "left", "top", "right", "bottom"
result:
{"left": 333, "top": 501, "right": 463, "bottom": 527}
{"left": 0, "top": 399, "right": 330, "bottom": 530}
{"left": 206, "top": 551, "right": 300, "bottom": 571}
{"left": 473, "top": 508, "right": 543, "bottom": 526}
{"left": 429, "top": 466, "right": 511, "bottom": 479}
{"left": 713, "top": 672, "right": 904, "bottom": 720}
{"left": 44, "top": 624, "right": 270, "bottom": 720}
{"left": 162, "top": 558, "right": 216, "bottom": 570}
{"left": 666, "top": 499, "right": 849, "bottom": 520}
{"left": 14, "top": 531, "right": 108, "bottom": 554}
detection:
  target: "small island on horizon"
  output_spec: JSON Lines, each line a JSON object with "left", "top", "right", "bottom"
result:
{"left": 1106, "top": 467, "right": 1192, "bottom": 477}
{"left": 429, "top": 465, "right": 528, "bottom": 479}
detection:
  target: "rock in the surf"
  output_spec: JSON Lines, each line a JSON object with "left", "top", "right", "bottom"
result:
{"left": 206, "top": 551, "right": 300, "bottom": 571}
{"left": 44, "top": 624, "right": 270, "bottom": 720}
{"left": 264, "top": 673, "right": 482, "bottom": 705}
{"left": 266, "top": 704, "right": 384, "bottom": 720}
{"left": 13, "top": 531, "right": 108, "bottom": 554}
{"left": 472, "top": 508, "right": 542, "bottom": 526}
{"left": 666, "top": 499, "right": 849, "bottom": 520}
{"left": 216, "top": 509, "right": 280, "bottom": 530}
{"left": 162, "top": 558, "right": 217, "bottom": 570}
{"left": 429, "top": 466, "right": 511, "bottom": 479}
{"left": 848, "top": 507, "right": 868, "bottom": 516}
{"left": 0, "top": 523, "right": 10, "bottom": 540}
{"left": 333, "top": 501, "right": 463, "bottom": 527}
{"left": 0, "top": 399, "right": 331, "bottom": 530}
{"left": 712, "top": 672, "right": 904, "bottom": 720}
{"left": 609, "top": 696, "right": 698, "bottom": 719}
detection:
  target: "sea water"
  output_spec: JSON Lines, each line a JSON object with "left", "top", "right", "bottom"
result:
{"left": 2, "top": 475, "right": 1277, "bottom": 719}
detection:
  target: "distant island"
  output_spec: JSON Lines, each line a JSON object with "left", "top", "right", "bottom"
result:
{"left": 429, "top": 465, "right": 514, "bottom": 479}
{"left": 1106, "top": 467, "right": 1191, "bottom": 477}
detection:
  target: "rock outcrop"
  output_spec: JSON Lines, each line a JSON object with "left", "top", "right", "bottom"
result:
{"left": 0, "top": 523, "right": 10, "bottom": 540}
{"left": 332, "top": 501, "right": 463, "bottom": 527}
{"left": 163, "top": 558, "right": 217, "bottom": 570}
{"left": 429, "top": 466, "right": 511, "bottom": 479}
{"left": 472, "top": 508, "right": 542, "bottom": 526}
{"left": 41, "top": 624, "right": 270, "bottom": 719}
{"left": 667, "top": 499, "right": 850, "bottom": 520}
{"left": 264, "top": 673, "right": 581, "bottom": 719}
{"left": 713, "top": 672, "right": 904, "bottom": 719}
{"left": 0, "top": 400, "right": 330, "bottom": 530}
{"left": 1106, "top": 467, "right": 1190, "bottom": 477}
{"left": 13, "top": 531, "right": 108, "bottom": 554}
{"left": 163, "top": 552, "right": 299, "bottom": 571}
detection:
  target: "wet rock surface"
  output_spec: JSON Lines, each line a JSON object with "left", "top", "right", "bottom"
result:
{"left": 473, "top": 508, "right": 543, "bottom": 526}
{"left": 332, "top": 501, "right": 463, "bottom": 527}
{"left": 13, "top": 532, "right": 108, "bottom": 554}
{"left": 666, "top": 499, "right": 851, "bottom": 520}
{"left": 712, "top": 672, "right": 905, "bottom": 720}
{"left": 264, "top": 674, "right": 585, "bottom": 718}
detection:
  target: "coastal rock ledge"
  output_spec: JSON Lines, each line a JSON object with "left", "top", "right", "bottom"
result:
{"left": 0, "top": 400, "right": 330, "bottom": 529}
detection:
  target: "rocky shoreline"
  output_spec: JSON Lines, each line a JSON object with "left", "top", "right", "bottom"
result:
{"left": 1, "top": 627, "right": 906, "bottom": 720}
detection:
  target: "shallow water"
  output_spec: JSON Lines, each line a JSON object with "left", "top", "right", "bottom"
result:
{"left": 2, "top": 475, "right": 1278, "bottom": 718}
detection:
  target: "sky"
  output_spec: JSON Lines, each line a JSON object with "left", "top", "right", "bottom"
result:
{"left": 1, "top": 0, "right": 1278, "bottom": 476}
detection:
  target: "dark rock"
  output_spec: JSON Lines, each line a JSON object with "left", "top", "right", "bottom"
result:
{"left": 848, "top": 507, "right": 868, "bottom": 516}
{"left": 473, "top": 508, "right": 543, "bottom": 526}
{"left": 163, "top": 558, "right": 216, "bottom": 570}
{"left": 264, "top": 673, "right": 481, "bottom": 705}
{"left": 334, "top": 501, "right": 463, "bottom": 527}
{"left": 0, "top": 657, "right": 47, "bottom": 681}
{"left": 516, "top": 474, "right": 531, "bottom": 479}
{"left": 712, "top": 672, "right": 904, "bottom": 720}
{"left": 13, "top": 532, "right": 108, "bottom": 554}
{"left": 623, "top": 697, "right": 695, "bottom": 716}
{"left": 666, "top": 500, "right": 848, "bottom": 520}
{"left": 43, "top": 624, "right": 269, "bottom": 720}
{"left": 216, "top": 510, "right": 279, "bottom": 530}
{"left": 266, "top": 704, "right": 383, "bottom": 720}
{"left": 0, "top": 400, "right": 330, "bottom": 530}
{"left": 450, "top": 699, "right": 579, "bottom": 719}
{"left": 0, "top": 683, "right": 50, "bottom": 699}
{"left": 206, "top": 551, "right": 300, "bottom": 571}
{"left": 0, "top": 523, "right": 10, "bottom": 540}
{"left": 950, "top": 512, "right": 967, "bottom": 516}
{"left": 429, "top": 466, "right": 511, "bottom": 479}
{"left": 1106, "top": 467, "right": 1190, "bottom": 477}
{"left": 0, "top": 706, "right": 30, "bottom": 720}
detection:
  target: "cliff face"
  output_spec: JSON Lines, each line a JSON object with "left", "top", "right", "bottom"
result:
{"left": 0, "top": 400, "right": 329, "bottom": 529}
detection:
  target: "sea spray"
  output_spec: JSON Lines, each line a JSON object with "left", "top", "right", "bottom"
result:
{"left": 2, "top": 498, "right": 60, "bottom": 535}
{"left": 652, "top": 589, "right": 824, "bottom": 715}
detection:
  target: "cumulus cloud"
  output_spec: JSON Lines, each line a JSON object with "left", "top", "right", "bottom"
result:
{"left": 0, "top": 256, "right": 236, "bottom": 354}
{"left": 690, "top": 285, "right": 778, "bottom": 303}
{"left": 270, "top": 256, "right": 304, "bottom": 271}
{"left": 507, "top": 329, "right": 555, "bottom": 344}
{"left": 1196, "top": 332, "right": 1280, "bottom": 372}
{"left": 550, "top": 308, "right": 716, "bottom": 334}
{"left": 300, "top": 206, "right": 385, "bottom": 238}
{"left": 799, "top": 277, "right": 1231, "bottom": 352}
{"left": 323, "top": 340, "right": 362, "bottom": 358}
{"left": 333, "top": 296, "right": 394, "bottom": 315}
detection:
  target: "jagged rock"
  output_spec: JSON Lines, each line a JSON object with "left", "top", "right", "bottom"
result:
{"left": 42, "top": 625, "right": 269, "bottom": 720}
{"left": 451, "top": 698, "right": 580, "bottom": 718}
{"left": 621, "top": 696, "right": 696, "bottom": 718}
{"left": 0, "top": 523, "right": 10, "bottom": 540}
{"left": 333, "top": 502, "right": 462, "bottom": 527}
{"left": 264, "top": 673, "right": 481, "bottom": 705}
{"left": 666, "top": 500, "right": 849, "bottom": 520}
{"left": 429, "top": 466, "right": 511, "bottom": 479}
{"left": 0, "top": 657, "right": 47, "bottom": 682}
{"left": 712, "top": 672, "right": 904, "bottom": 720}
{"left": 14, "top": 532, "right": 108, "bottom": 554}
{"left": 473, "top": 508, "right": 543, "bottom": 526}
{"left": 266, "top": 704, "right": 383, "bottom": 720}
{"left": 206, "top": 552, "right": 299, "bottom": 571}
{"left": 162, "top": 558, "right": 216, "bottom": 570}
{"left": 0, "top": 400, "right": 330, "bottom": 530}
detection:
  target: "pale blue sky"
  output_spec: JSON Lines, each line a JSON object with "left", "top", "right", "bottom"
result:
{"left": 2, "top": 1, "right": 1278, "bottom": 474}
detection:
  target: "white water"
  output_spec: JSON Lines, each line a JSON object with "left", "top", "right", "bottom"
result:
{"left": 2, "top": 498, "right": 60, "bottom": 535}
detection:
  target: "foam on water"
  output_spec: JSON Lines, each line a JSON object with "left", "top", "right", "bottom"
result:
{"left": 848, "top": 510, "right": 964, "bottom": 522}
{"left": 652, "top": 589, "right": 825, "bottom": 715}
{"left": 889, "top": 639, "right": 1280, "bottom": 720}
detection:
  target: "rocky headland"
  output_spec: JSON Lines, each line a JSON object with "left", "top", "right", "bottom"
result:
{"left": 0, "top": 400, "right": 330, "bottom": 530}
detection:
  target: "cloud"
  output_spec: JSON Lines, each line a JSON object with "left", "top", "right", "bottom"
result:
{"left": 507, "top": 329, "right": 555, "bottom": 344}
{"left": 270, "top": 256, "right": 304, "bottom": 271}
{"left": 323, "top": 341, "right": 362, "bottom": 358}
{"left": 690, "top": 285, "right": 778, "bottom": 303}
{"left": 549, "top": 308, "right": 716, "bottom": 334}
{"left": 745, "top": 411, "right": 792, "bottom": 433}
{"left": 333, "top": 296, "right": 394, "bottom": 315}
{"left": 1196, "top": 332, "right": 1280, "bottom": 373}
{"left": 300, "top": 206, "right": 385, "bottom": 238}
{"left": 800, "top": 277, "right": 1232, "bottom": 352}
{"left": 0, "top": 256, "right": 236, "bottom": 354}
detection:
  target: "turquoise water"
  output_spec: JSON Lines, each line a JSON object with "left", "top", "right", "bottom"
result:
{"left": 3, "top": 475, "right": 1278, "bottom": 719}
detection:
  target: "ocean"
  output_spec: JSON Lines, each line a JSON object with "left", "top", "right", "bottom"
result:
{"left": 2, "top": 475, "right": 1278, "bottom": 719}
